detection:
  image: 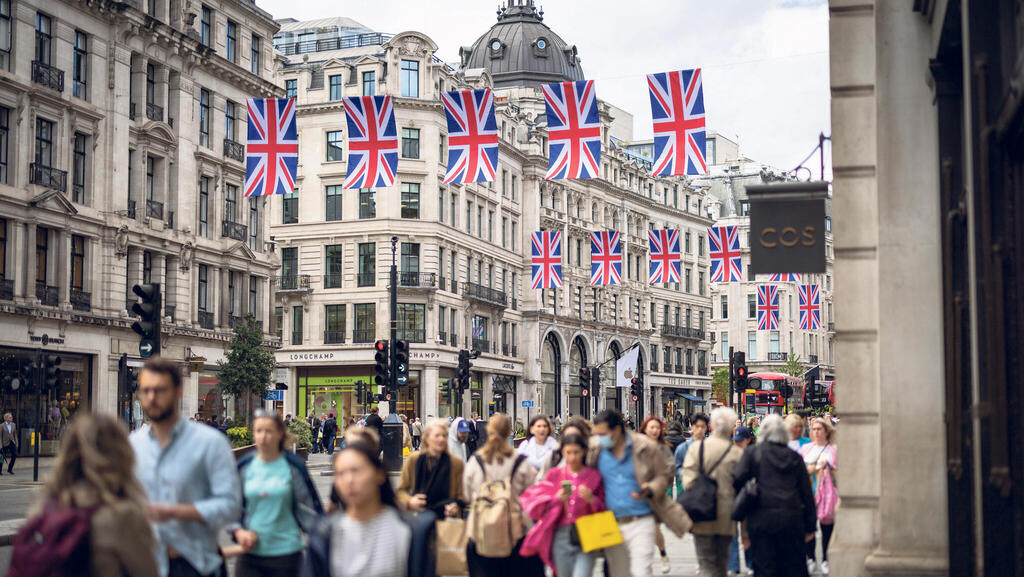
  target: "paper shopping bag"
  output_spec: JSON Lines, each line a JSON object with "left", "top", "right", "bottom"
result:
{"left": 435, "top": 518, "right": 468, "bottom": 576}
{"left": 574, "top": 510, "right": 623, "bottom": 553}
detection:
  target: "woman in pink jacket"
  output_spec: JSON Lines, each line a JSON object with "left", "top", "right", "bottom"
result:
{"left": 520, "top": 434, "right": 605, "bottom": 577}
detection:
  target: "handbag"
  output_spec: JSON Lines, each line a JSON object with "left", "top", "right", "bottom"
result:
{"left": 573, "top": 510, "right": 623, "bottom": 553}
{"left": 731, "top": 445, "right": 762, "bottom": 521}
{"left": 677, "top": 440, "right": 730, "bottom": 523}
{"left": 434, "top": 518, "right": 468, "bottom": 576}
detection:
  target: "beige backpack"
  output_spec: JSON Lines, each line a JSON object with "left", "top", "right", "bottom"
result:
{"left": 467, "top": 454, "right": 527, "bottom": 558}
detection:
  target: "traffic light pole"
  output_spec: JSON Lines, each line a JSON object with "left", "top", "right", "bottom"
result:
{"left": 382, "top": 236, "right": 402, "bottom": 473}
{"left": 33, "top": 349, "right": 40, "bottom": 483}
{"left": 728, "top": 346, "right": 735, "bottom": 409}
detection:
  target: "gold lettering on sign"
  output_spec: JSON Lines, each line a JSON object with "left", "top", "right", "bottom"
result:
{"left": 779, "top": 227, "right": 799, "bottom": 247}
{"left": 758, "top": 226, "right": 818, "bottom": 248}
{"left": 760, "top": 227, "right": 778, "bottom": 247}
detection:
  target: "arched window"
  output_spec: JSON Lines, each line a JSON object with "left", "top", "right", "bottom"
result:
{"left": 605, "top": 341, "right": 622, "bottom": 411}
{"left": 542, "top": 333, "right": 562, "bottom": 416}
{"left": 569, "top": 337, "right": 589, "bottom": 418}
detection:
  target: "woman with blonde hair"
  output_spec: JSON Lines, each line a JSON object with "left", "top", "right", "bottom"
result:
{"left": 397, "top": 420, "right": 464, "bottom": 518}
{"left": 800, "top": 417, "right": 838, "bottom": 575}
{"left": 16, "top": 413, "right": 158, "bottom": 577}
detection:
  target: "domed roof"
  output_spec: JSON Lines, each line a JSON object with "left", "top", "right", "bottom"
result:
{"left": 460, "top": 0, "right": 585, "bottom": 89}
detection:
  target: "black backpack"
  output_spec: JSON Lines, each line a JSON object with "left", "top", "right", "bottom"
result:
{"left": 677, "top": 440, "right": 731, "bottom": 523}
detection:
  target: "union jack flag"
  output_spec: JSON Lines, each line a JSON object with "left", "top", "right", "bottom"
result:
{"left": 245, "top": 98, "right": 298, "bottom": 197}
{"left": 647, "top": 68, "right": 707, "bottom": 176}
{"left": 542, "top": 80, "right": 601, "bottom": 180}
{"left": 757, "top": 285, "right": 780, "bottom": 331}
{"left": 442, "top": 89, "right": 499, "bottom": 184}
{"left": 531, "top": 231, "right": 563, "bottom": 289}
{"left": 798, "top": 284, "right": 821, "bottom": 330}
{"left": 767, "top": 273, "right": 801, "bottom": 282}
{"left": 343, "top": 95, "right": 399, "bottom": 189}
{"left": 590, "top": 231, "right": 622, "bottom": 286}
{"left": 648, "top": 229, "right": 681, "bottom": 284}
{"left": 708, "top": 225, "right": 743, "bottom": 283}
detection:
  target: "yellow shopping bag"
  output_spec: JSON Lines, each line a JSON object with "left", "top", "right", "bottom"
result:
{"left": 574, "top": 510, "right": 623, "bottom": 553}
{"left": 403, "top": 446, "right": 411, "bottom": 457}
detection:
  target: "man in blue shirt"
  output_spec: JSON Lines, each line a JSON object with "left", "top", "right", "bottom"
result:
{"left": 674, "top": 413, "right": 709, "bottom": 477}
{"left": 131, "top": 358, "right": 241, "bottom": 577}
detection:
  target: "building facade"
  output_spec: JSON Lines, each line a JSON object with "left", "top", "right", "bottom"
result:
{"left": 270, "top": 3, "right": 715, "bottom": 425}
{"left": 0, "top": 0, "right": 282, "bottom": 449}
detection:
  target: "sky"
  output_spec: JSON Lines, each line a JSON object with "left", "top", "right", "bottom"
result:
{"left": 257, "top": 0, "right": 831, "bottom": 174}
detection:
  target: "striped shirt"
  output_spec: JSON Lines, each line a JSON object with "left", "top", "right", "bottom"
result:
{"left": 330, "top": 507, "right": 410, "bottom": 577}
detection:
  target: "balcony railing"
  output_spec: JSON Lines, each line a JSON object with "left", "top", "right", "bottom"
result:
{"left": 276, "top": 274, "right": 311, "bottom": 292}
{"left": 439, "top": 277, "right": 447, "bottom": 292}
{"left": 222, "top": 220, "right": 247, "bottom": 241}
{"left": 324, "top": 330, "right": 345, "bottom": 344}
{"left": 324, "top": 273, "right": 343, "bottom": 289}
{"left": 165, "top": 305, "right": 175, "bottom": 323}
{"left": 146, "top": 200, "right": 164, "bottom": 219}
{"left": 399, "top": 272, "right": 436, "bottom": 289}
{"left": 650, "top": 362, "right": 659, "bottom": 372}
{"left": 229, "top": 315, "right": 245, "bottom": 329}
{"left": 767, "top": 352, "right": 788, "bottom": 361}
{"left": 198, "top": 310, "right": 215, "bottom": 329}
{"left": 276, "top": 32, "right": 394, "bottom": 56}
{"left": 0, "top": 279, "right": 13, "bottom": 301}
{"left": 439, "top": 331, "right": 447, "bottom": 344}
{"left": 686, "top": 365, "right": 695, "bottom": 375}
{"left": 511, "top": 345, "right": 518, "bottom": 357}
{"left": 698, "top": 365, "right": 708, "bottom": 376}
{"left": 660, "top": 324, "right": 705, "bottom": 340}
{"left": 30, "top": 163, "right": 67, "bottom": 192}
{"left": 70, "top": 289, "right": 91, "bottom": 312}
{"left": 464, "top": 282, "right": 507, "bottom": 307}
{"left": 357, "top": 272, "right": 375, "bottom": 287}
{"left": 398, "top": 329, "right": 426, "bottom": 343}
{"left": 146, "top": 102, "right": 164, "bottom": 122}
{"left": 31, "top": 60, "right": 64, "bottom": 92}
{"left": 472, "top": 338, "right": 491, "bottom": 353}
{"left": 828, "top": 322, "right": 835, "bottom": 332}
{"left": 449, "top": 333, "right": 459, "bottom": 347}
{"left": 674, "top": 364, "right": 684, "bottom": 374}
{"left": 809, "top": 354, "right": 819, "bottom": 364}
{"left": 223, "top": 138, "right": 244, "bottom": 162}
{"left": 35, "top": 282, "right": 58, "bottom": 307}
{"left": 502, "top": 344, "right": 509, "bottom": 356}
{"left": 511, "top": 297, "right": 518, "bottom": 310}
{"left": 352, "top": 328, "right": 375, "bottom": 343}
{"left": 450, "top": 279, "right": 459, "bottom": 293}
{"left": 291, "top": 331, "right": 303, "bottom": 345}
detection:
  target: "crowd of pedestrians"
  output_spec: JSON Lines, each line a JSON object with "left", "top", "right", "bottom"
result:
{"left": 10, "top": 356, "right": 839, "bottom": 577}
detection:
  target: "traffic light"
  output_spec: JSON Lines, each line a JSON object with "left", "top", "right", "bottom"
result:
{"left": 42, "top": 354, "right": 61, "bottom": 391}
{"left": 17, "top": 361, "right": 35, "bottom": 391}
{"left": 733, "top": 351, "right": 748, "bottom": 390}
{"left": 373, "top": 340, "right": 390, "bottom": 387}
{"left": 578, "top": 366, "right": 590, "bottom": 396}
{"left": 130, "top": 283, "right": 162, "bottom": 357}
{"left": 591, "top": 369, "right": 601, "bottom": 397}
{"left": 457, "top": 349, "right": 472, "bottom": 390}
{"left": 394, "top": 339, "right": 409, "bottom": 386}
{"left": 630, "top": 377, "right": 641, "bottom": 402}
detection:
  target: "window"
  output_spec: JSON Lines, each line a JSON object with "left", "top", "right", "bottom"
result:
{"left": 325, "top": 185, "right": 343, "bottom": 221}
{"left": 148, "top": 63, "right": 158, "bottom": 106}
{"left": 248, "top": 277, "right": 258, "bottom": 317}
{"left": 400, "top": 60, "right": 419, "bottom": 98}
{"left": 72, "top": 133, "right": 87, "bottom": 203}
{"left": 200, "top": 6, "right": 211, "bottom": 47}
{"left": 721, "top": 332, "right": 729, "bottom": 360}
{"left": 197, "top": 264, "right": 208, "bottom": 311}
{"left": 770, "top": 331, "right": 780, "bottom": 354}
{"left": 199, "top": 89, "right": 210, "bottom": 147}
{"left": 73, "top": 31, "right": 88, "bottom": 99}
{"left": 721, "top": 295, "right": 729, "bottom": 319}
{"left": 325, "top": 244, "right": 343, "bottom": 288}
{"left": 225, "top": 101, "right": 237, "bottom": 141}
{"left": 0, "top": 218, "right": 5, "bottom": 278}
{"left": 488, "top": 211, "right": 494, "bottom": 242}
{"left": 685, "top": 268, "right": 691, "bottom": 293}
{"left": 227, "top": 271, "right": 236, "bottom": 315}
{"left": 248, "top": 198, "right": 259, "bottom": 252}
{"left": 325, "top": 305, "right": 346, "bottom": 342}
{"left": 142, "top": 250, "right": 152, "bottom": 284}
{"left": 401, "top": 182, "right": 420, "bottom": 218}
{"left": 354, "top": 303, "right": 375, "bottom": 342}
{"left": 502, "top": 217, "right": 508, "bottom": 248}
{"left": 326, "top": 130, "right": 343, "bottom": 162}
{"left": 359, "top": 189, "right": 376, "bottom": 219}
{"left": 698, "top": 272, "right": 705, "bottom": 296}
{"left": 292, "top": 306, "right": 303, "bottom": 345}
{"left": 35, "top": 13, "right": 51, "bottom": 65}
{"left": 698, "top": 235, "right": 705, "bottom": 257}
{"left": 748, "top": 294, "right": 756, "bottom": 319}
{"left": 450, "top": 194, "right": 457, "bottom": 228}
{"left": 748, "top": 331, "right": 757, "bottom": 360}
{"left": 274, "top": 307, "right": 283, "bottom": 338}
{"left": 285, "top": 79, "right": 297, "bottom": 99}
{"left": 398, "top": 303, "right": 426, "bottom": 342}
{"left": 465, "top": 201, "right": 472, "bottom": 233}
{"left": 198, "top": 177, "right": 209, "bottom": 236}
{"left": 362, "top": 71, "right": 375, "bottom": 96}
{"left": 70, "top": 235, "right": 85, "bottom": 291}
{"left": 226, "top": 20, "right": 237, "bottom": 62}
{"left": 35, "top": 118, "right": 53, "bottom": 167}
{"left": 0, "top": 0, "right": 11, "bottom": 72}
{"left": 282, "top": 191, "right": 298, "bottom": 224}
{"left": 358, "top": 243, "right": 375, "bottom": 287}
{"left": 401, "top": 128, "right": 420, "bottom": 159}
{"left": 401, "top": 243, "right": 420, "bottom": 274}
{"left": 224, "top": 184, "right": 238, "bottom": 223}
{"left": 250, "top": 35, "right": 261, "bottom": 75}
{"left": 477, "top": 207, "right": 483, "bottom": 238}
{"left": 511, "top": 221, "right": 517, "bottom": 251}
{"left": 145, "top": 156, "right": 155, "bottom": 202}
{"left": 438, "top": 189, "right": 445, "bottom": 224}
{"left": 280, "top": 247, "right": 297, "bottom": 281}
{"left": 0, "top": 107, "right": 6, "bottom": 184}
{"left": 685, "top": 231, "right": 691, "bottom": 253}
{"left": 699, "top": 310, "right": 705, "bottom": 332}
{"left": 147, "top": 0, "right": 157, "bottom": 16}
{"left": 329, "top": 74, "right": 342, "bottom": 101}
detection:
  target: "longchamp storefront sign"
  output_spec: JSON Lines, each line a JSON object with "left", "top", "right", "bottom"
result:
{"left": 747, "top": 181, "right": 829, "bottom": 275}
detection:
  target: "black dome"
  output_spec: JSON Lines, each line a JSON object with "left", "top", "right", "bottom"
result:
{"left": 460, "top": 0, "right": 585, "bottom": 89}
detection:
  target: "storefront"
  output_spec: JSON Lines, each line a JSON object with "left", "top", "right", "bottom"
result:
{"left": 294, "top": 365, "right": 422, "bottom": 424}
{"left": 661, "top": 389, "right": 708, "bottom": 421}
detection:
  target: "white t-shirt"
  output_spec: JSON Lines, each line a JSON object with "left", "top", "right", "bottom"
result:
{"left": 517, "top": 436, "right": 559, "bottom": 471}
{"left": 330, "top": 507, "right": 410, "bottom": 577}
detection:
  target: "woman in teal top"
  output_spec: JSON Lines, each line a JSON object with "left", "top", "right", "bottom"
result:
{"left": 232, "top": 410, "right": 323, "bottom": 577}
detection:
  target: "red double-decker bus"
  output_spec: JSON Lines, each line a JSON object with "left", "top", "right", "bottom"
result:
{"left": 747, "top": 372, "right": 805, "bottom": 413}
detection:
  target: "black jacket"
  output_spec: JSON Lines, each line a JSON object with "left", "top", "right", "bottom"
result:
{"left": 233, "top": 451, "right": 324, "bottom": 534}
{"left": 364, "top": 413, "right": 384, "bottom": 437}
{"left": 300, "top": 507, "right": 437, "bottom": 577}
{"left": 732, "top": 441, "right": 816, "bottom": 536}
{"left": 322, "top": 417, "right": 338, "bottom": 437}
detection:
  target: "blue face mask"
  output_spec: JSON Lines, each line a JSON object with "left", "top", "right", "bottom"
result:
{"left": 597, "top": 434, "right": 615, "bottom": 449}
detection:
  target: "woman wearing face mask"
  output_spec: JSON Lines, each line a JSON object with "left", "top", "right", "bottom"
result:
{"left": 232, "top": 410, "right": 323, "bottom": 577}
{"left": 396, "top": 420, "right": 464, "bottom": 518}
{"left": 517, "top": 415, "right": 559, "bottom": 471}
{"left": 520, "top": 433, "right": 605, "bottom": 577}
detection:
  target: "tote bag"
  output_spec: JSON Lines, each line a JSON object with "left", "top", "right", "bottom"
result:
{"left": 435, "top": 518, "right": 468, "bottom": 576}
{"left": 574, "top": 510, "right": 623, "bottom": 553}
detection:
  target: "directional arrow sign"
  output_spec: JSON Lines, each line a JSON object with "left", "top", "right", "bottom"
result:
{"left": 139, "top": 340, "right": 155, "bottom": 357}
{"left": 397, "top": 363, "right": 407, "bottom": 374}
{"left": 396, "top": 374, "right": 409, "bottom": 386}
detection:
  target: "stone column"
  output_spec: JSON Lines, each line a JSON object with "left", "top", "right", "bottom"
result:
{"left": 88, "top": 237, "right": 101, "bottom": 312}
{"left": 55, "top": 228, "right": 69, "bottom": 306}
{"left": 130, "top": 54, "right": 146, "bottom": 121}
{"left": 421, "top": 365, "right": 439, "bottom": 419}
{"left": 18, "top": 221, "right": 33, "bottom": 299}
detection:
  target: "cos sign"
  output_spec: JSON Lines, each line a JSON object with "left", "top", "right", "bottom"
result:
{"left": 747, "top": 181, "right": 828, "bottom": 275}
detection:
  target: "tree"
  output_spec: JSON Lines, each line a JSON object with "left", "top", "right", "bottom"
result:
{"left": 712, "top": 367, "right": 730, "bottom": 405}
{"left": 218, "top": 314, "right": 276, "bottom": 427}
{"left": 783, "top": 348, "right": 805, "bottom": 378}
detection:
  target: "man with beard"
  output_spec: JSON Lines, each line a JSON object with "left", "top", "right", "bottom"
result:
{"left": 130, "top": 358, "right": 241, "bottom": 577}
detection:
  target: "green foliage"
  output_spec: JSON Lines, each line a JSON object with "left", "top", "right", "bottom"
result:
{"left": 288, "top": 417, "right": 313, "bottom": 450}
{"left": 226, "top": 426, "right": 252, "bottom": 448}
{"left": 711, "top": 367, "right": 730, "bottom": 404}
{"left": 217, "top": 314, "right": 276, "bottom": 424}
{"left": 783, "top": 348, "right": 805, "bottom": 378}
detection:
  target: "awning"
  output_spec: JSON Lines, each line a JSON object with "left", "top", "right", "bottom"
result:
{"left": 678, "top": 393, "right": 707, "bottom": 404}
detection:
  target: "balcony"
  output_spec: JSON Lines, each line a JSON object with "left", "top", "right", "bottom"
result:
{"left": 511, "top": 345, "right": 518, "bottom": 357}
{"left": 198, "top": 310, "right": 215, "bottom": 329}
{"left": 35, "top": 283, "right": 57, "bottom": 307}
{"left": 439, "top": 331, "right": 447, "bottom": 344}
{"left": 0, "top": 279, "right": 13, "bottom": 301}
{"left": 472, "top": 337, "right": 491, "bottom": 354}
{"left": 685, "top": 365, "right": 694, "bottom": 375}
{"left": 277, "top": 31, "right": 394, "bottom": 56}
{"left": 223, "top": 138, "right": 244, "bottom": 162}
{"left": 29, "top": 163, "right": 67, "bottom": 192}
{"left": 165, "top": 305, "right": 176, "bottom": 323}
{"left": 222, "top": 220, "right": 247, "bottom": 241}
{"left": 449, "top": 333, "right": 459, "bottom": 347}
{"left": 650, "top": 362, "right": 659, "bottom": 372}
{"left": 698, "top": 365, "right": 708, "bottom": 376}
{"left": 767, "top": 352, "right": 788, "bottom": 361}
{"left": 660, "top": 324, "right": 705, "bottom": 340}
{"left": 70, "top": 289, "right": 91, "bottom": 312}
{"left": 229, "top": 315, "right": 245, "bottom": 329}
{"left": 357, "top": 272, "right": 375, "bottom": 287}
{"left": 501, "top": 344, "right": 509, "bottom": 356}
{"left": 276, "top": 275, "right": 311, "bottom": 292}
{"left": 399, "top": 272, "right": 437, "bottom": 289}
{"left": 398, "top": 329, "right": 426, "bottom": 343}
{"left": 146, "top": 200, "right": 164, "bottom": 220}
{"left": 511, "top": 297, "right": 518, "bottom": 311}
{"left": 324, "top": 273, "right": 343, "bottom": 289}
{"left": 31, "top": 60, "right": 64, "bottom": 92}
{"left": 450, "top": 279, "right": 459, "bottom": 293}
{"left": 710, "top": 333, "right": 717, "bottom": 342}
{"left": 464, "top": 282, "right": 507, "bottom": 307}
{"left": 809, "top": 354, "right": 819, "bottom": 364}
{"left": 352, "top": 328, "right": 375, "bottom": 343}
{"left": 674, "top": 364, "right": 684, "bottom": 374}
{"left": 324, "top": 330, "right": 345, "bottom": 344}
{"left": 146, "top": 102, "right": 164, "bottom": 122}
{"left": 291, "top": 331, "right": 303, "bottom": 345}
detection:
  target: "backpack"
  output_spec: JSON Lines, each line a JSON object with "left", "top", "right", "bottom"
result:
{"left": 468, "top": 454, "right": 526, "bottom": 558}
{"left": 677, "top": 440, "right": 731, "bottom": 523}
{"left": 8, "top": 503, "right": 95, "bottom": 577}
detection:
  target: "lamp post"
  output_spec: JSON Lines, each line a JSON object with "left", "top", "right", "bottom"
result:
{"left": 382, "top": 236, "right": 403, "bottom": 472}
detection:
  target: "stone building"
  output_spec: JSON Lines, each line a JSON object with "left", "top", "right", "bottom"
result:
{"left": 270, "top": 2, "right": 716, "bottom": 425}
{"left": 0, "top": 0, "right": 282, "bottom": 449}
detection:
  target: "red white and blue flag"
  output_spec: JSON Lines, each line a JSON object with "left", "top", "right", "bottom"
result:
{"left": 531, "top": 231, "right": 563, "bottom": 289}
{"left": 343, "top": 95, "right": 399, "bottom": 189}
{"left": 245, "top": 98, "right": 298, "bottom": 197}
{"left": 647, "top": 68, "right": 707, "bottom": 176}
{"left": 442, "top": 89, "right": 499, "bottom": 184}
{"left": 590, "top": 231, "right": 622, "bottom": 286}
{"left": 757, "top": 285, "right": 780, "bottom": 331}
{"left": 798, "top": 284, "right": 821, "bottom": 330}
{"left": 767, "top": 273, "right": 801, "bottom": 282}
{"left": 708, "top": 225, "right": 743, "bottom": 283}
{"left": 648, "top": 229, "right": 681, "bottom": 284}
{"left": 542, "top": 80, "right": 601, "bottom": 180}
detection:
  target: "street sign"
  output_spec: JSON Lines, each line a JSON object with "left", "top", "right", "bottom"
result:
{"left": 521, "top": 400, "right": 535, "bottom": 408}
{"left": 396, "top": 374, "right": 409, "bottom": 386}
{"left": 139, "top": 340, "right": 155, "bottom": 357}
{"left": 747, "top": 181, "right": 828, "bottom": 275}
{"left": 263, "top": 389, "right": 284, "bottom": 401}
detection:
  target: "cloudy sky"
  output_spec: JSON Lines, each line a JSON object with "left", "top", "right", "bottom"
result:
{"left": 258, "top": 0, "right": 831, "bottom": 174}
